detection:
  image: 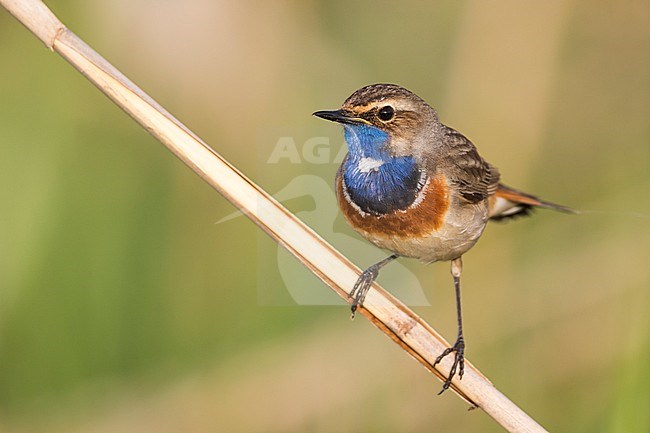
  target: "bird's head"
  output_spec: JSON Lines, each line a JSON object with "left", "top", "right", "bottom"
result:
{"left": 313, "top": 83, "right": 439, "bottom": 162}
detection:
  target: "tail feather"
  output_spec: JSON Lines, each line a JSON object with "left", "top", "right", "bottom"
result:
{"left": 489, "top": 184, "right": 575, "bottom": 222}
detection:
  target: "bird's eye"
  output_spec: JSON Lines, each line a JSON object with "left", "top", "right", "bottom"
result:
{"left": 377, "top": 105, "right": 395, "bottom": 121}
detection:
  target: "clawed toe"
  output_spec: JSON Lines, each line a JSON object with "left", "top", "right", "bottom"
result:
{"left": 349, "top": 255, "right": 399, "bottom": 319}
{"left": 433, "top": 337, "right": 465, "bottom": 394}
{"left": 350, "top": 269, "right": 377, "bottom": 318}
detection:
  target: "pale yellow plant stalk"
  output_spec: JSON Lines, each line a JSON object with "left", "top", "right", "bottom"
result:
{"left": 1, "top": 1, "right": 549, "bottom": 432}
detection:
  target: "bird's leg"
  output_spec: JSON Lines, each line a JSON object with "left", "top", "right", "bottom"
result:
{"left": 350, "top": 254, "right": 399, "bottom": 319}
{"left": 434, "top": 257, "right": 466, "bottom": 394}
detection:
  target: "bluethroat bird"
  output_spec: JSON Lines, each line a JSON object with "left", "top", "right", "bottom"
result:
{"left": 313, "top": 83, "right": 573, "bottom": 393}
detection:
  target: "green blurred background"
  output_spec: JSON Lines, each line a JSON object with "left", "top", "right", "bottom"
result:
{"left": 1, "top": 1, "right": 648, "bottom": 432}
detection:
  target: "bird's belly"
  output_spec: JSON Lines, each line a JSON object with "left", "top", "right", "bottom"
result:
{"left": 361, "top": 211, "right": 487, "bottom": 262}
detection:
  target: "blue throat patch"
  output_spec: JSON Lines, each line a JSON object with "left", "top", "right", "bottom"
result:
{"left": 341, "top": 124, "right": 421, "bottom": 215}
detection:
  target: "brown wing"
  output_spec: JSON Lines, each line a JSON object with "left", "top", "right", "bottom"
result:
{"left": 440, "top": 125, "right": 500, "bottom": 204}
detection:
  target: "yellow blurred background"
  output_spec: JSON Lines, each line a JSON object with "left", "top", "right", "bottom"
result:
{"left": 1, "top": 1, "right": 648, "bottom": 432}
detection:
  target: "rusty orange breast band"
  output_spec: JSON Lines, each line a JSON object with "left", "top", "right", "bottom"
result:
{"left": 337, "top": 173, "right": 450, "bottom": 238}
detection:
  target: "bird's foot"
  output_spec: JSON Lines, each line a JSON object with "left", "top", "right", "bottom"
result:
{"left": 349, "top": 266, "right": 380, "bottom": 319}
{"left": 433, "top": 336, "right": 465, "bottom": 394}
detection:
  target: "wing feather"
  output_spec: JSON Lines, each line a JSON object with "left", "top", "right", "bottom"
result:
{"left": 440, "top": 126, "right": 500, "bottom": 204}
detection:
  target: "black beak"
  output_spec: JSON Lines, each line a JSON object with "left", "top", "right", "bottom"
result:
{"left": 312, "top": 109, "right": 366, "bottom": 125}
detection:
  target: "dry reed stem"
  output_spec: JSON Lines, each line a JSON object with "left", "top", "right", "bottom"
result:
{"left": 0, "top": 1, "right": 549, "bottom": 432}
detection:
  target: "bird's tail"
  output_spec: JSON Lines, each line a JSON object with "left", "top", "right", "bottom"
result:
{"left": 488, "top": 183, "right": 576, "bottom": 222}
